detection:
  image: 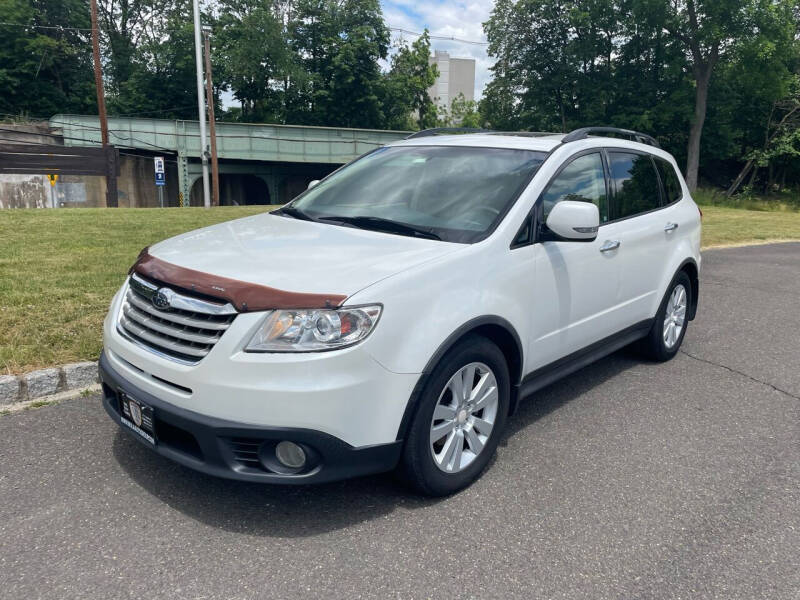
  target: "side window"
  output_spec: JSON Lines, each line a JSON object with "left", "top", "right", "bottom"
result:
{"left": 608, "top": 152, "right": 661, "bottom": 219}
{"left": 655, "top": 157, "right": 682, "bottom": 204}
{"left": 541, "top": 153, "right": 608, "bottom": 223}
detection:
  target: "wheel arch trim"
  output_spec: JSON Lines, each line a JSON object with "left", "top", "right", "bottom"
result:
{"left": 675, "top": 257, "right": 700, "bottom": 320}
{"left": 395, "top": 315, "right": 523, "bottom": 441}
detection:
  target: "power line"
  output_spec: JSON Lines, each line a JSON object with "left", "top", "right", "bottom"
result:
{"left": 0, "top": 20, "right": 491, "bottom": 47}
{"left": 388, "top": 27, "right": 488, "bottom": 46}
{"left": 0, "top": 21, "right": 93, "bottom": 32}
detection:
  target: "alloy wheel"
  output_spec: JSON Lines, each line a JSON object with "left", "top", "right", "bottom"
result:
{"left": 429, "top": 362, "right": 499, "bottom": 473}
{"left": 663, "top": 283, "right": 687, "bottom": 349}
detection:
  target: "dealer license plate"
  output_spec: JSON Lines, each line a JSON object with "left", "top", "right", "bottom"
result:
{"left": 119, "top": 392, "right": 156, "bottom": 446}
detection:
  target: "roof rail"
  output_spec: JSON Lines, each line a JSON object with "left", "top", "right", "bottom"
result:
{"left": 562, "top": 127, "right": 660, "bottom": 148}
{"left": 405, "top": 127, "right": 491, "bottom": 139}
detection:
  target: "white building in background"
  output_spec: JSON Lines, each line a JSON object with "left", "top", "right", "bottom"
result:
{"left": 428, "top": 50, "right": 476, "bottom": 111}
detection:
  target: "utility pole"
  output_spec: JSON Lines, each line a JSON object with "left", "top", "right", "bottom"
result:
{"left": 203, "top": 27, "right": 220, "bottom": 207}
{"left": 192, "top": 0, "right": 211, "bottom": 208}
{"left": 90, "top": 0, "right": 117, "bottom": 207}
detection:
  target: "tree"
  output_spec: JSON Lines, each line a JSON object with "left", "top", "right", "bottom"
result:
{"left": 216, "top": 0, "right": 293, "bottom": 122}
{"left": 438, "top": 93, "right": 482, "bottom": 128}
{"left": 661, "top": 0, "right": 796, "bottom": 191}
{"left": 113, "top": 3, "right": 206, "bottom": 119}
{"left": 484, "top": 0, "right": 577, "bottom": 132}
{"left": 288, "top": 0, "right": 389, "bottom": 128}
{"left": 482, "top": 0, "right": 800, "bottom": 191}
{"left": 97, "top": 0, "right": 166, "bottom": 93}
{"left": 381, "top": 31, "right": 438, "bottom": 130}
{"left": 726, "top": 78, "right": 800, "bottom": 196}
{"left": 0, "top": 0, "right": 96, "bottom": 118}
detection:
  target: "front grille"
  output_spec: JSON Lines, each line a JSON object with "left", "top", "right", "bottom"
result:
{"left": 118, "top": 273, "right": 237, "bottom": 364}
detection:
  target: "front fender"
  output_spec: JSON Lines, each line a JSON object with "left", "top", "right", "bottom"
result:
{"left": 348, "top": 242, "right": 532, "bottom": 378}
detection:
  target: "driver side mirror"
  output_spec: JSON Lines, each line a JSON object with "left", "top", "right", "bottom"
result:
{"left": 544, "top": 201, "right": 599, "bottom": 242}
{"left": 307, "top": 179, "right": 320, "bottom": 190}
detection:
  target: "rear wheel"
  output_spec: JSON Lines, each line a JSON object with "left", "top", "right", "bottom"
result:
{"left": 400, "top": 335, "right": 510, "bottom": 496}
{"left": 638, "top": 271, "right": 691, "bottom": 361}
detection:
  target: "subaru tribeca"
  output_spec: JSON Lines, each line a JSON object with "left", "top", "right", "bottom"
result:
{"left": 100, "top": 127, "right": 701, "bottom": 495}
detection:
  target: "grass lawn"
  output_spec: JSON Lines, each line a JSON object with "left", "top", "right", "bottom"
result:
{"left": 0, "top": 207, "right": 277, "bottom": 375}
{"left": 2, "top": 204, "right": 799, "bottom": 374}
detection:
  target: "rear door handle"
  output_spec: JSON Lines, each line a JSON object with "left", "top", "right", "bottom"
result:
{"left": 599, "top": 240, "right": 620, "bottom": 253}
{"left": 664, "top": 222, "right": 679, "bottom": 232}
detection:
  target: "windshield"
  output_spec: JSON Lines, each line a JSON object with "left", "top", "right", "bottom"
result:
{"left": 287, "top": 145, "right": 547, "bottom": 243}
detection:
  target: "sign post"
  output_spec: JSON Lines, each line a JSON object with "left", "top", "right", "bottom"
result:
{"left": 154, "top": 156, "right": 166, "bottom": 207}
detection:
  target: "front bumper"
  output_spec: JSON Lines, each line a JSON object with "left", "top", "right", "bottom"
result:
{"left": 100, "top": 352, "right": 403, "bottom": 484}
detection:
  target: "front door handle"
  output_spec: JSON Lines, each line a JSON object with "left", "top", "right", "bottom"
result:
{"left": 599, "top": 240, "right": 621, "bottom": 253}
{"left": 664, "top": 222, "right": 679, "bottom": 232}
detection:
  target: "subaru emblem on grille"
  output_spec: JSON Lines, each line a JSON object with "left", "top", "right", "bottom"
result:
{"left": 152, "top": 288, "right": 173, "bottom": 310}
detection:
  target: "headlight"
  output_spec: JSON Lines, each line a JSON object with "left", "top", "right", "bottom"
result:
{"left": 244, "top": 305, "right": 382, "bottom": 352}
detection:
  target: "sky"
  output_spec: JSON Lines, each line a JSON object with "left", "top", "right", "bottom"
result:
{"left": 381, "top": 0, "right": 495, "bottom": 100}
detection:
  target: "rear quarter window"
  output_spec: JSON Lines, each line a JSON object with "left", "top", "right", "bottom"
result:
{"left": 655, "top": 158, "right": 683, "bottom": 204}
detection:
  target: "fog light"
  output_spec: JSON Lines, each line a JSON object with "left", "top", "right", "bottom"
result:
{"left": 275, "top": 441, "right": 306, "bottom": 469}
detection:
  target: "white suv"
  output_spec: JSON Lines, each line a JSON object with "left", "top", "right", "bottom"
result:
{"left": 100, "top": 127, "right": 701, "bottom": 495}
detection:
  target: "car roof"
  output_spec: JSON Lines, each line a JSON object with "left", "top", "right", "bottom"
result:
{"left": 389, "top": 133, "right": 564, "bottom": 153}
{"left": 387, "top": 127, "right": 666, "bottom": 156}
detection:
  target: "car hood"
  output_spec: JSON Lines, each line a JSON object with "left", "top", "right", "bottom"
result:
{"left": 148, "top": 212, "right": 464, "bottom": 300}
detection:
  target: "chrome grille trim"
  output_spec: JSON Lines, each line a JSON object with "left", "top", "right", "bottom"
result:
{"left": 119, "top": 315, "right": 211, "bottom": 358}
{"left": 118, "top": 275, "right": 238, "bottom": 364}
{"left": 129, "top": 273, "right": 237, "bottom": 316}
{"left": 122, "top": 304, "right": 222, "bottom": 345}
{"left": 125, "top": 292, "right": 231, "bottom": 330}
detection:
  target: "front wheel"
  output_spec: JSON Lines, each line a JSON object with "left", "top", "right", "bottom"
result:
{"left": 399, "top": 335, "right": 510, "bottom": 496}
{"left": 638, "top": 271, "right": 692, "bottom": 361}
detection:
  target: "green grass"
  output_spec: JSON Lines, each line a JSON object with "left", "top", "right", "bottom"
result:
{"left": 1, "top": 203, "right": 799, "bottom": 374}
{"left": 694, "top": 187, "right": 800, "bottom": 212}
{"left": 0, "top": 207, "right": 277, "bottom": 374}
{"left": 697, "top": 205, "right": 800, "bottom": 248}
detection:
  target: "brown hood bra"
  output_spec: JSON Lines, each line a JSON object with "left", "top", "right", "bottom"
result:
{"left": 130, "top": 249, "right": 347, "bottom": 312}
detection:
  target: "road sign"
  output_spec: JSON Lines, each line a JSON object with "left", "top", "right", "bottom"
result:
{"left": 47, "top": 174, "right": 58, "bottom": 186}
{"left": 154, "top": 156, "right": 165, "bottom": 186}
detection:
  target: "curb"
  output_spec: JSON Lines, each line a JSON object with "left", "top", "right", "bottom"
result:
{"left": 0, "top": 361, "right": 99, "bottom": 408}
{"left": 0, "top": 383, "right": 102, "bottom": 416}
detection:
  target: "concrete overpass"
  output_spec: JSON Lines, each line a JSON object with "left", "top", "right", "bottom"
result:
{"left": 50, "top": 115, "right": 409, "bottom": 206}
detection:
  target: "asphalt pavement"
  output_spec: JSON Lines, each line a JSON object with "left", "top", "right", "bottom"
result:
{"left": 1, "top": 242, "right": 798, "bottom": 599}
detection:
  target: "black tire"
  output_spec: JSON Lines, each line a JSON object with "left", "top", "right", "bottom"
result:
{"left": 399, "top": 334, "right": 510, "bottom": 496}
{"left": 638, "top": 270, "right": 692, "bottom": 361}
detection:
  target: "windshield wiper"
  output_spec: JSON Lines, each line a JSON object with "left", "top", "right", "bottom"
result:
{"left": 275, "top": 205, "right": 318, "bottom": 222}
{"left": 317, "top": 215, "right": 442, "bottom": 240}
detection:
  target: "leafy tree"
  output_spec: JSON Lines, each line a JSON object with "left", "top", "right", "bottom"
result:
{"left": 381, "top": 31, "right": 439, "bottom": 130}
{"left": 216, "top": 0, "right": 293, "bottom": 122}
{"left": 288, "top": 0, "right": 389, "bottom": 128}
{"left": 109, "top": 0, "right": 204, "bottom": 119}
{"left": 438, "top": 93, "right": 482, "bottom": 128}
{"left": 660, "top": 0, "right": 796, "bottom": 190}
{"left": 0, "top": 0, "right": 96, "bottom": 118}
{"left": 482, "top": 0, "right": 800, "bottom": 190}
{"left": 97, "top": 0, "right": 166, "bottom": 93}
{"left": 726, "top": 77, "right": 800, "bottom": 196}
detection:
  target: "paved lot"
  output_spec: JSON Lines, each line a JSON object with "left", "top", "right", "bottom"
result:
{"left": 1, "top": 243, "right": 798, "bottom": 599}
